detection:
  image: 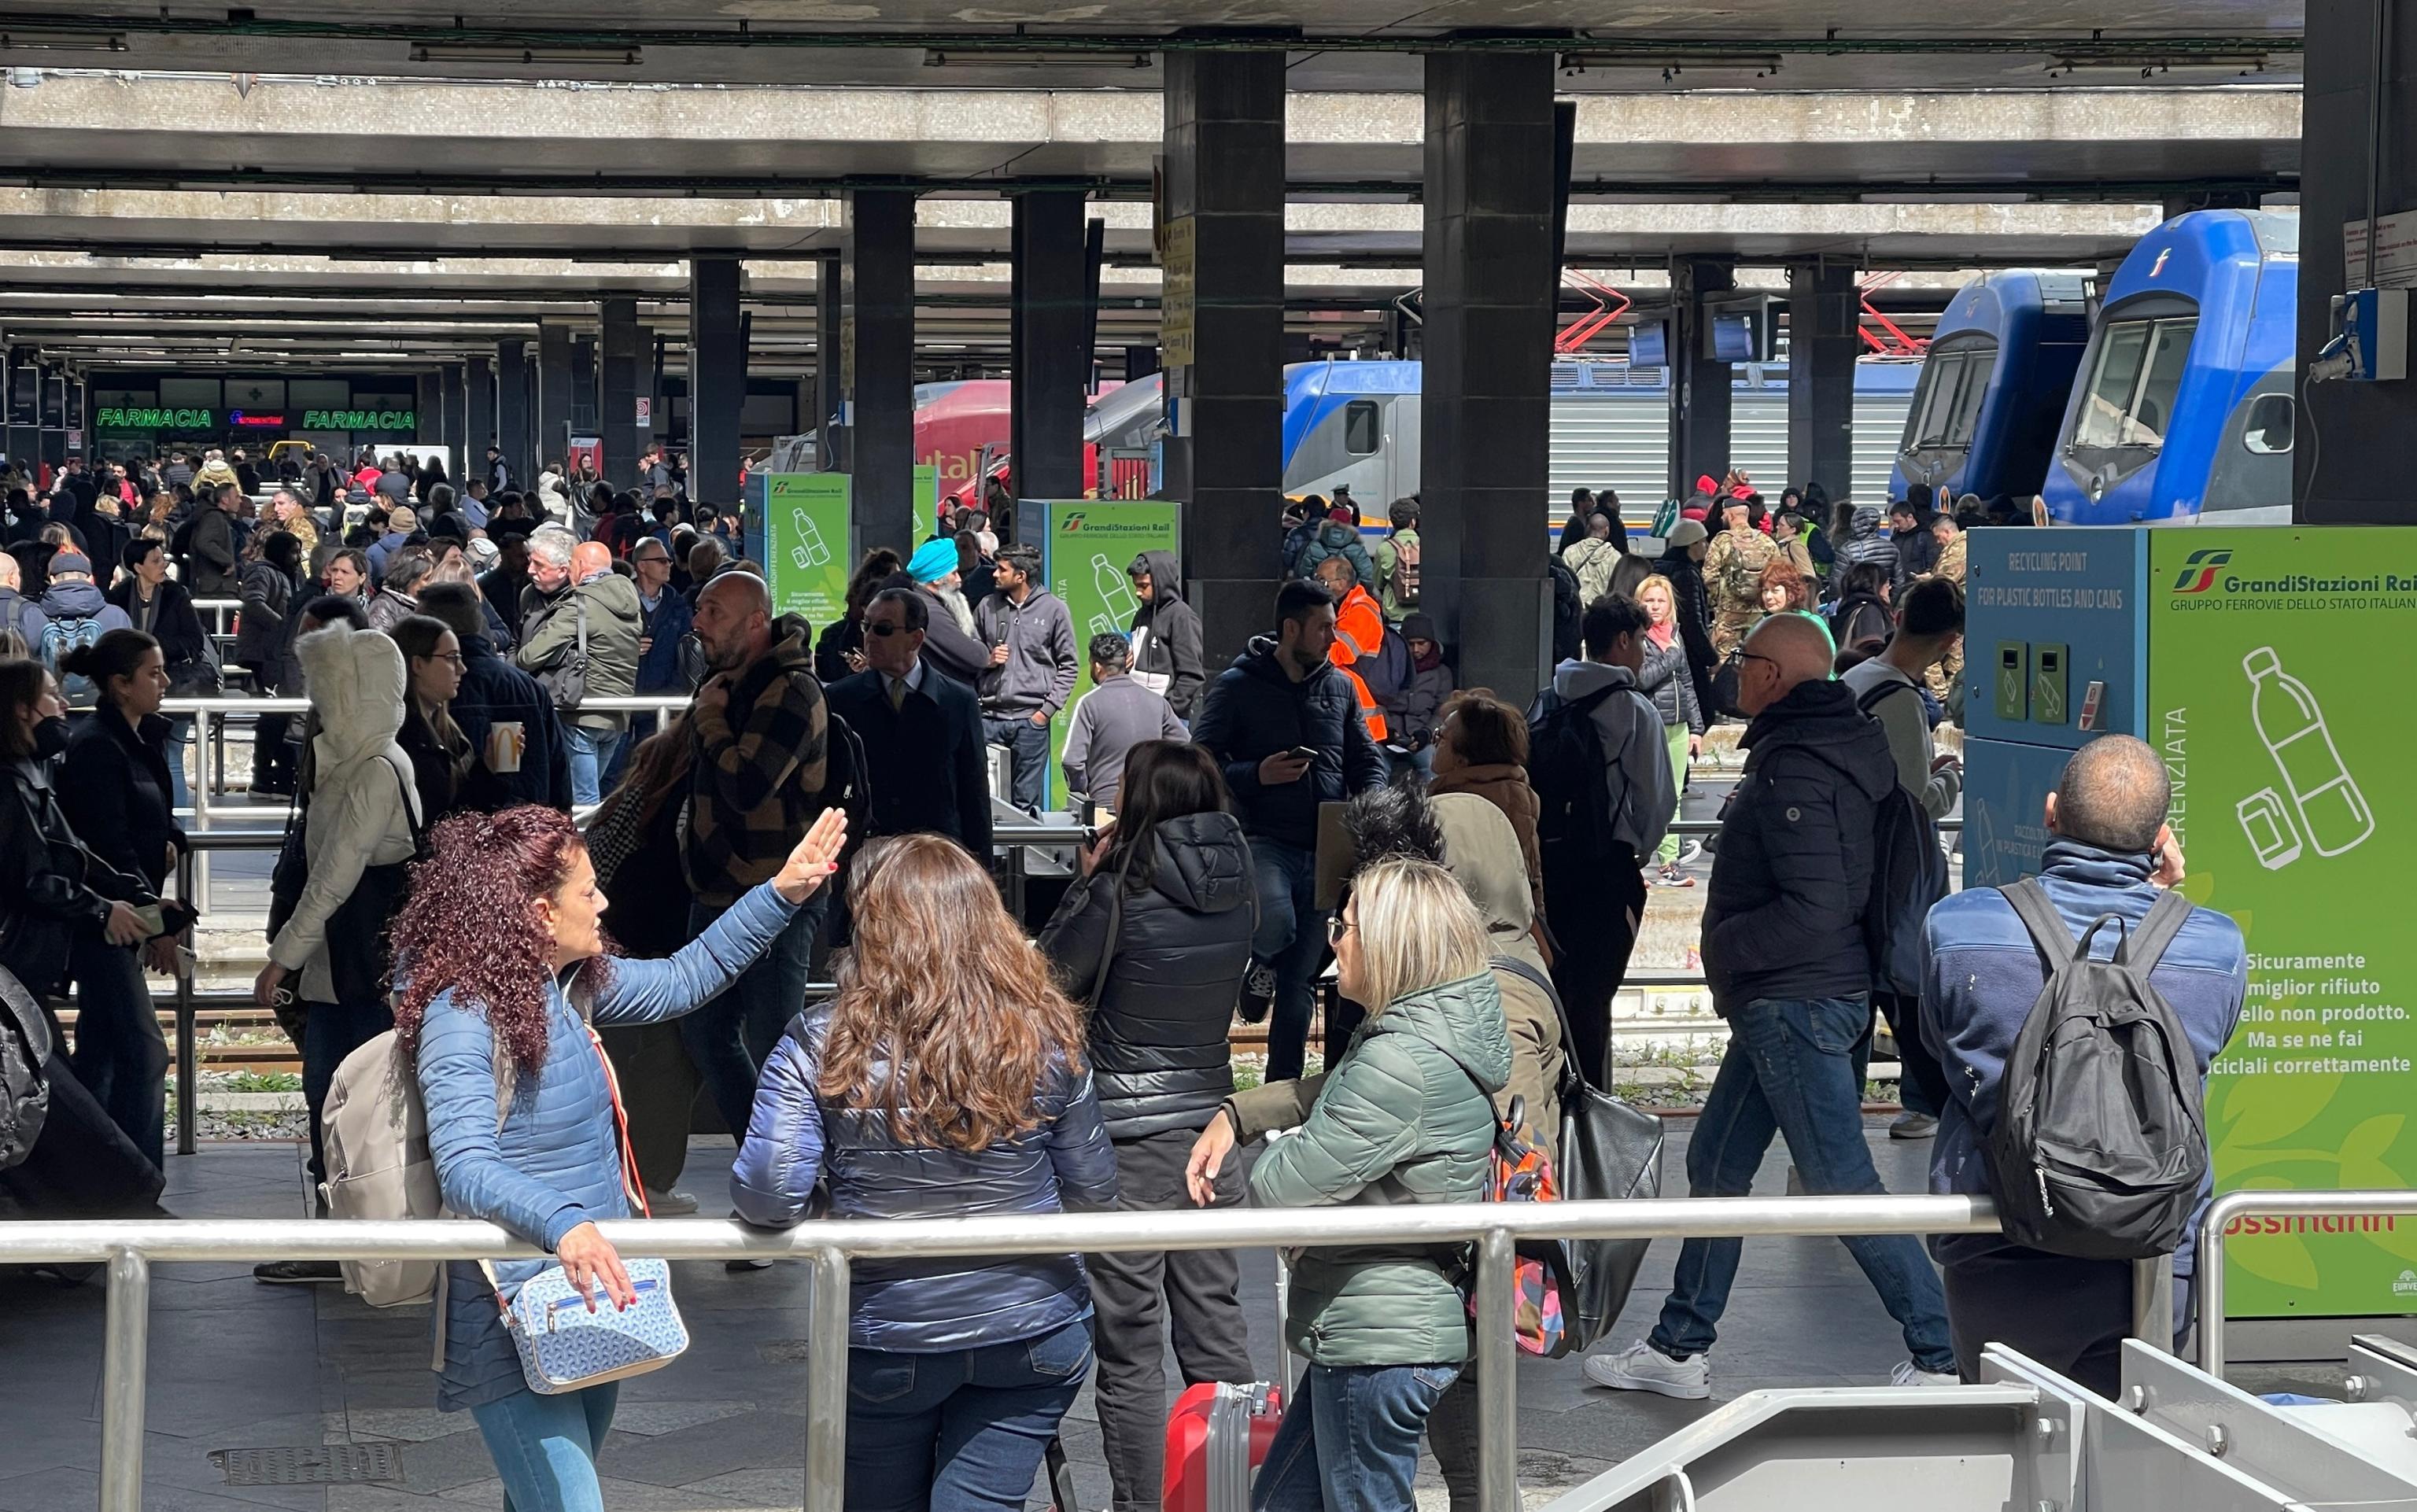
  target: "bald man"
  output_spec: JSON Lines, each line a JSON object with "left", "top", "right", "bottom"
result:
{"left": 0, "top": 551, "right": 46, "bottom": 650}
{"left": 1589, "top": 607, "right": 1959, "bottom": 1400}
{"left": 670, "top": 567, "right": 832, "bottom": 1204}
{"left": 1916, "top": 736, "right": 2242, "bottom": 1391}
{"left": 516, "top": 529, "right": 642, "bottom": 805}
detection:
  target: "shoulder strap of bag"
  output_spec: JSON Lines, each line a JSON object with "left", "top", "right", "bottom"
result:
{"left": 1998, "top": 877, "right": 2083, "bottom": 970}
{"left": 1490, "top": 953, "right": 1591, "bottom": 1101}
{"left": 379, "top": 754, "right": 428, "bottom": 853}
{"left": 574, "top": 592, "right": 588, "bottom": 658}
{"left": 1080, "top": 843, "right": 1141, "bottom": 1012}
{"left": 2117, "top": 889, "right": 2194, "bottom": 977}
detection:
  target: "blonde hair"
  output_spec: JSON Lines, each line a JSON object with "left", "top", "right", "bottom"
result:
{"left": 1349, "top": 855, "right": 1490, "bottom": 1013}
{"left": 1637, "top": 573, "right": 1677, "bottom": 610}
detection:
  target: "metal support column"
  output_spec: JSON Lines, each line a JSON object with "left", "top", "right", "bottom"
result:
{"left": 805, "top": 1246, "right": 851, "bottom": 1512}
{"left": 537, "top": 323, "right": 574, "bottom": 470}
{"left": 688, "top": 256, "right": 746, "bottom": 512}
{"left": 1474, "top": 1226, "right": 1518, "bottom": 1512}
{"left": 1009, "top": 189, "right": 1094, "bottom": 502}
{"left": 495, "top": 338, "right": 530, "bottom": 484}
{"left": 464, "top": 356, "right": 494, "bottom": 467}
{"left": 844, "top": 189, "right": 918, "bottom": 554}
{"left": 1669, "top": 257, "right": 1737, "bottom": 501}
{"left": 415, "top": 372, "right": 441, "bottom": 444}
{"left": 814, "top": 252, "right": 843, "bottom": 471}
{"left": 600, "top": 298, "right": 643, "bottom": 491}
{"left": 1786, "top": 260, "right": 1859, "bottom": 504}
{"left": 99, "top": 1247, "right": 150, "bottom": 1512}
{"left": 439, "top": 366, "right": 466, "bottom": 456}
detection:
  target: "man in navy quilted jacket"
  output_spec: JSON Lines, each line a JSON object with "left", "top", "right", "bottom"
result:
{"left": 1920, "top": 735, "right": 2245, "bottom": 1392}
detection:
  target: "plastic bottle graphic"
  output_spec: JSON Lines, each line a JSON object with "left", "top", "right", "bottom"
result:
{"left": 1093, "top": 553, "right": 1138, "bottom": 626}
{"left": 2243, "top": 647, "right": 2375, "bottom": 857}
{"left": 788, "top": 509, "right": 831, "bottom": 572}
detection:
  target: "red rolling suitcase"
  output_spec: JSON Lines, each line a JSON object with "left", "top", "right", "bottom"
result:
{"left": 1162, "top": 1381, "right": 1283, "bottom": 1512}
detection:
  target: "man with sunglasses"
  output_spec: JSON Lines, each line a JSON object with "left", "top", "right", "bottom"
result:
{"left": 824, "top": 585, "right": 992, "bottom": 861}
{"left": 1589, "top": 609, "right": 1957, "bottom": 1400}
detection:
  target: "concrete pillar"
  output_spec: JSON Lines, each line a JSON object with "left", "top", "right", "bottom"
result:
{"left": 537, "top": 323, "right": 573, "bottom": 469}
{"left": 1009, "top": 190, "right": 1094, "bottom": 502}
{"left": 1669, "top": 257, "right": 1736, "bottom": 501}
{"left": 495, "top": 339, "right": 530, "bottom": 484}
{"left": 415, "top": 372, "right": 441, "bottom": 444}
{"left": 600, "top": 297, "right": 644, "bottom": 491}
{"left": 440, "top": 365, "right": 466, "bottom": 456}
{"left": 1785, "top": 261, "right": 1859, "bottom": 505}
{"left": 571, "top": 334, "right": 598, "bottom": 433}
{"left": 814, "top": 252, "right": 843, "bottom": 470}
{"left": 844, "top": 189, "right": 917, "bottom": 555}
{"left": 1421, "top": 52, "right": 1559, "bottom": 703}
{"left": 688, "top": 256, "right": 745, "bottom": 511}
{"left": 1161, "top": 50, "right": 1287, "bottom": 666}
{"left": 464, "top": 356, "right": 495, "bottom": 474}
{"left": 2299, "top": 1, "right": 2417, "bottom": 522}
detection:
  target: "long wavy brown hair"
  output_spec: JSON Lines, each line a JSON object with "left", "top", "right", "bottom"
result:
{"left": 391, "top": 806, "right": 614, "bottom": 1075}
{"left": 819, "top": 834, "right": 1085, "bottom": 1151}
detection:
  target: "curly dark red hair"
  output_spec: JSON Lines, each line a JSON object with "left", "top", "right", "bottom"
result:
{"left": 392, "top": 805, "right": 614, "bottom": 1075}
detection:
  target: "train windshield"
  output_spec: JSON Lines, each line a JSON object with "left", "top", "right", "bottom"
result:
{"left": 2074, "top": 316, "right": 2197, "bottom": 451}
{"left": 1899, "top": 339, "right": 1997, "bottom": 453}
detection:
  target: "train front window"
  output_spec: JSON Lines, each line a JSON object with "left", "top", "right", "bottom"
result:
{"left": 1906, "top": 353, "right": 1966, "bottom": 448}
{"left": 1943, "top": 348, "right": 1994, "bottom": 446}
{"left": 1343, "top": 400, "right": 1381, "bottom": 456}
{"left": 2075, "top": 321, "right": 2152, "bottom": 449}
{"left": 2073, "top": 315, "right": 2197, "bottom": 452}
{"left": 2123, "top": 319, "right": 2197, "bottom": 447}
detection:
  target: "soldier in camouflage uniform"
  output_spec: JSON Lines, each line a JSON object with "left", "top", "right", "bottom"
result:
{"left": 1703, "top": 497, "right": 1779, "bottom": 658}
{"left": 1924, "top": 513, "right": 1968, "bottom": 711}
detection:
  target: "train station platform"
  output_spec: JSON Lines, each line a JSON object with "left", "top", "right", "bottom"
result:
{"left": 0, "top": 1121, "right": 2118, "bottom": 1512}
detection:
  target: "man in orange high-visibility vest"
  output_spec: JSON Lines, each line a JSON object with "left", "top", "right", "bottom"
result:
{"left": 1312, "top": 554, "right": 1389, "bottom": 743}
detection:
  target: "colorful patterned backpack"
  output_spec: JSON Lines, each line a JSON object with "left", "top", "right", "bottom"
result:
{"left": 1467, "top": 1089, "right": 1581, "bottom": 1359}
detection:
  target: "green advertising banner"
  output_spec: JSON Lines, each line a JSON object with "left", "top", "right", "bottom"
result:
{"left": 1024, "top": 500, "right": 1182, "bottom": 809}
{"left": 2149, "top": 527, "right": 2417, "bottom": 1316}
{"left": 762, "top": 473, "right": 851, "bottom": 629}
{"left": 916, "top": 465, "right": 940, "bottom": 535}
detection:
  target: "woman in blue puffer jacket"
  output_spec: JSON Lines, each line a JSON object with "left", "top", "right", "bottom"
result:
{"left": 732, "top": 832, "right": 1119, "bottom": 1512}
{"left": 391, "top": 802, "right": 848, "bottom": 1512}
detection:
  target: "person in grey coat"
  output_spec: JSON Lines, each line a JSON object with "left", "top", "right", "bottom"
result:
{"left": 972, "top": 544, "right": 1077, "bottom": 814}
{"left": 1061, "top": 634, "right": 1186, "bottom": 812}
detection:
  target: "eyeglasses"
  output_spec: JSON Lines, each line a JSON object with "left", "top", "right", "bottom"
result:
{"left": 1739, "top": 652, "right": 1780, "bottom": 673}
{"left": 1327, "top": 914, "right": 1357, "bottom": 945}
{"left": 427, "top": 651, "right": 466, "bottom": 667}
{"left": 867, "top": 621, "right": 911, "bottom": 637}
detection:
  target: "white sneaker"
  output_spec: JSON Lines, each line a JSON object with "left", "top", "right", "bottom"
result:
{"left": 1889, "top": 1361, "right": 1960, "bottom": 1388}
{"left": 644, "top": 1187, "right": 699, "bottom": 1215}
{"left": 1583, "top": 1342, "right": 1710, "bottom": 1400}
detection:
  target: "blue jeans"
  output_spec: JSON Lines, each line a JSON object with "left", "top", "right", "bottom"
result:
{"left": 65, "top": 932, "right": 165, "bottom": 1173}
{"left": 302, "top": 998, "right": 397, "bottom": 1189}
{"left": 843, "top": 1316, "right": 1093, "bottom": 1512}
{"left": 680, "top": 894, "right": 825, "bottom": 1141}
{"left": 1253, "top": 1362, "right": 1458, "bottom": 1512}
{"left": 470, "top": 1381, "right": 618, "bottom": 1512}
{"left": 1649, "top": 995, "right": 1954, "bottom": 1372}
{"left": 563, "top": 725, "right": 626, "bottom": 807}
{"left": 162, "top": 714, "right": 191, "bottom": 811}
{"left": 981, "top": 711, "right": 1051, "bottom": 814}
{"left": 1249, "top": 838, "right": 1326, "bottom": 1082}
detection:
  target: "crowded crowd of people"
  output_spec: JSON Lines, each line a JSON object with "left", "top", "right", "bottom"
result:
{"left": 0, "top": 451, "right": 2240, "bottom": 1512}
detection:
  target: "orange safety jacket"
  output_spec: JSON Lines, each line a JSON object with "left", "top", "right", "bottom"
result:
{"left": 1329, "top": 585, "right": 1389, "bottom": 742}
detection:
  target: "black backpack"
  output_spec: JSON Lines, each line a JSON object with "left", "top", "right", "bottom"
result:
{"left": 1855, "top": 680, "right": 1951, "bottom": 998}
{"left": 1985, "top": 881, "right": 2208, "bottom": 1261}
{"left": 0, "top": 962, "right": 50, "bottom": 1171}
{"left": 1547, "top": 558, "right": 1583, "bottom": 666}
{"left": 1528, "top": 685, "right": 1625, "bottom": 865}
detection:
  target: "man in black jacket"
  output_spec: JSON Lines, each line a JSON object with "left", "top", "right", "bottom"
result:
{"left": 1125, "top": 548, "right": 1205, "bottom": 721}
{"left": 1589, "top": 611, "right": 1956, "bottom": 1400}
{"left": 416, "top": 582, "right": 573, "bottom": 811}
{"left": 1190, "top": 578, "right": 1389, "bottom": 1080}
{"left": 823, "top": 587, "right": 992, "bottom": 861}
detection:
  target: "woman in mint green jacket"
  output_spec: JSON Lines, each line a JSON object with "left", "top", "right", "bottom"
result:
{"left": 1186, "top": 855, "right": 1511, "bottom": 1512}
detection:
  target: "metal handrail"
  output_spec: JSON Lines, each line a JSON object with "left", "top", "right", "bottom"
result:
{"left": 2194, "top": 1189, "right": 2417, "bottom": 1379}
{"left": 0, "top": 1193, "right": 2006, "bottom": 1512}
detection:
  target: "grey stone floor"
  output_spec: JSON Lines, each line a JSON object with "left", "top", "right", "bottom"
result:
{"left": 0, "top": 1125, "right": 1986, "bottom": 1511}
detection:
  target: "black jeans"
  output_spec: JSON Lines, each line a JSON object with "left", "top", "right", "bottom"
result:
{"left": 1944, "top": 1250, "right": 2193, "bottom": 1397}
{"left": 1545, "top": 844, "right": 1644, "bottom": 1090}
{"left": 1875, "top": 990, "right": 1950, "bottom": 1119}
{"left": 1087, "top": 1127, "right": 1255, "bottom": 1512}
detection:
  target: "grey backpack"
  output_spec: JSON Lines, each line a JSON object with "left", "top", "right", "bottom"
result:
{"left": 0, "top": 963, "right": 52, "bottom": 1170}
{"left": 1984, "top": 880, "right": 2207, "bottom": 1261}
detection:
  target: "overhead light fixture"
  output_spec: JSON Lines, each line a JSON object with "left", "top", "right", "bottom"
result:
{"left": 409, "top": 42, "right": 644, "bottom": 66}
{"left": 1559, "top": 51, "right": 1782, "bottom": 80}
{"left": 923, "top": 48, "right": 1152, "bottom": 69}
{"left": 2046, "top": 53, "right": 2267, "bottom": 79}
{"left": 0, "top": 27, "right": 128, "bottom": 52}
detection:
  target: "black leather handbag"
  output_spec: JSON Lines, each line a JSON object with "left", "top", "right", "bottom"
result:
{"left": 1491, "top": 955, "right": 1666, "bottom": 1349}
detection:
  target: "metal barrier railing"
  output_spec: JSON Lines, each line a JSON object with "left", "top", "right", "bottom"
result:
{"left": 0, "top": 1193, "right": 2009, "bottom": 1512}
{"left": 2195, "top": 1189, "right": 2417, "bottom": 1378}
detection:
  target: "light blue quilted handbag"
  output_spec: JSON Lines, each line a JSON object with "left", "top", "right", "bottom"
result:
{"left": 482, "top": 1027, "right": 688, "bottom": 1395}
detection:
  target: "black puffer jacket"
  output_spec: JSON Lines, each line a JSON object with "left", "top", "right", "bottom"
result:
{"left": 1191, "top": 636, "right": 1390, "bottom": 852}
{"left": 1700, "top": 678, "right": 1896, "bottom": 1010}
{"left": 1126, "top": 549, "right": 1206, "bottom": 720}
{"left": 1035, "top": 811, "right": 1255, "bottom": 1138}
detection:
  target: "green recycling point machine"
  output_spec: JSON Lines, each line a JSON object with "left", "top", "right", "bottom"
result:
{"left": 1013, "top": 499, "right": 1183, "bottom": 810}
{"left": 1965, "top": 524, "right": 2416, "bottom": 1344}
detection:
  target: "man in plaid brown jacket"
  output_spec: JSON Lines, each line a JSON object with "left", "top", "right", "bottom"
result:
{"left": 677, "top": 570, "right": 832, "bottom": 1181}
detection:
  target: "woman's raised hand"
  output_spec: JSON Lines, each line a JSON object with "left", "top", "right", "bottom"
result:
{"left": 773, "top": 807, "right": 851, "bottom": 905}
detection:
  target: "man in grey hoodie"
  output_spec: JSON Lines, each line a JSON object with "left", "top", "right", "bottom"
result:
{"left": 1541, "top": 593, "right": 1676, "bottom": 1087}
{"left": 1060, "top": 634, "right": 1186, "bottom": 812}
{"left": 974, "top": 545, "right": 1077, "bottom": 814}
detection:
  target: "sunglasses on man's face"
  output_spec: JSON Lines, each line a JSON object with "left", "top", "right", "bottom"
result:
{"left": 867, "top": 621, "right": 912, "bottom": 637}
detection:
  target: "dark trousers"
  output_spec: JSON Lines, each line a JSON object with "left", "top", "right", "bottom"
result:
{"left": 302, "top": 998, "right": 395, "bottom": 1189}
{"left": 982, "top": 711, "right": 1051, "bottom": 814}
{"left": 0, "top": 1052, "right": 164, "bottom": 1219}
{"left": 600, "top": 1020, "right": 703, "bottom": 1194}
{"left": 1250, "top": 839, "right": 1327, "bottom": 1083}
{"left": 249, "top": 695, "right": 295, "bottom": 792}
{"left": 1875, "top": 990, "right": 1949, "bottom": 1119}
{"left": 1087, "top": 1128, "right": 1255, "bottom": 1512}
{"left": 1944, "top": 1252, "right": 2194, "bottom": 1397}
{"left": 679, "top": 894, "right": 825, "bottom": 1149}
{"left": 65, "top": 933, "right": 166, "bottom": 1173}
{"left": 1544, "top": 845, "right": 1644, "bottom": 1090}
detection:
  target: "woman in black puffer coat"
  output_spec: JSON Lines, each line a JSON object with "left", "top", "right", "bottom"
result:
{"left": 1035, "top": 739, "right": 1256, "bottom": 1512}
